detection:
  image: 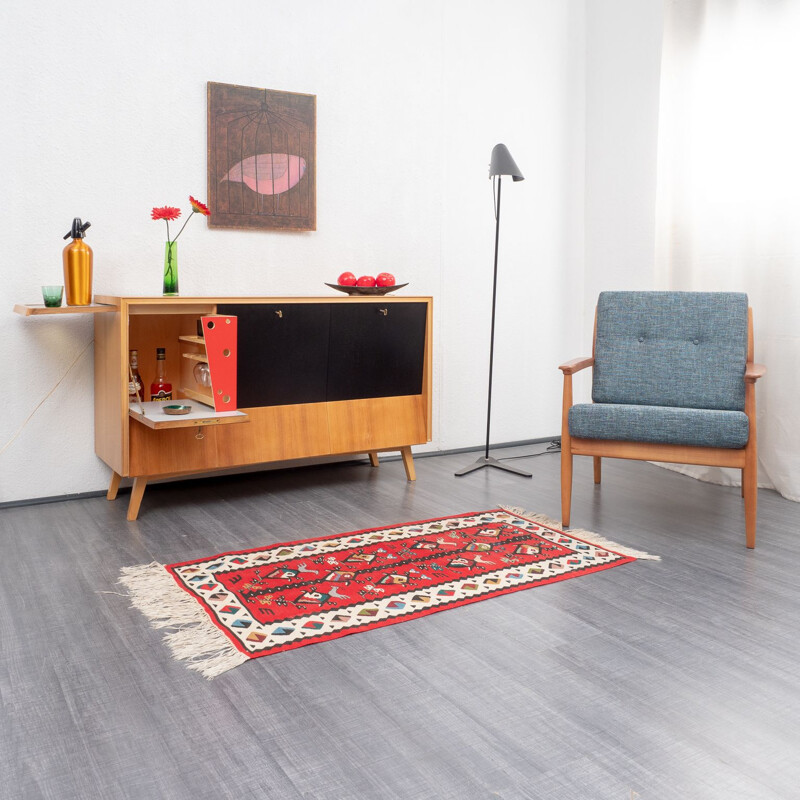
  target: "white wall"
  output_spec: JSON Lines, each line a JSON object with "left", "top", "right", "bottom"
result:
{"left": 577, "top": 0, "right": 664, "bottom": 401}
{"left": 584, "top": 0, "right": 664, "bottom": 309}
{"left": 0, "top": 0, "right": 587, "bottom": 504}
{"left": 440, "top": 0, "right": 587, "bottom": 450}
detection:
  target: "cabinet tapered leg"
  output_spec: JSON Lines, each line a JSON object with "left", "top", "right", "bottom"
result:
{"left": 127, "top": 477, "right": 148, "bottom": 521}
{"left": 400, "top": 446, "right": 416, "bottom": 481}
{"left": 107, "top": 471, "right": 122, "bottom": 501}
{"left": 368, "top": 452, "right": 380, "bottom": 467}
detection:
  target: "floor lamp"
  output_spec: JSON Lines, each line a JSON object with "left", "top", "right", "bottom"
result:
{"left": 455, "top": 143, "right": 532, "bottom": 478}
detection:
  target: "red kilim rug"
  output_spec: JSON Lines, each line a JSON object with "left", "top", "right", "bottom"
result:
{"left": 119, "top": 506, "right": 657, "bottom": 678}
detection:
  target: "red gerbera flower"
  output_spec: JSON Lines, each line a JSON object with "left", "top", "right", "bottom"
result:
{"left": 151, "top": 206, "right": 182, "bottom": 222}
{"left": 189, "top": 196, "right": 210, "bottom": 216}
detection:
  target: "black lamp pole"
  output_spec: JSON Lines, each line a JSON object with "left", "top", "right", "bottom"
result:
{"left": 455, "top": 144, "right": 531, "bottom": 478}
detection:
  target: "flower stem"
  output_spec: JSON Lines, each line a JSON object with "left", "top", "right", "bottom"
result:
{"left": 172, "top": 211, "right": 196, "bottom": 243}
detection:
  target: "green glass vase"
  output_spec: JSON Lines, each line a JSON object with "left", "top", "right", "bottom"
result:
{"left": 163, "top": 241, "right": 179, "bottom": 296}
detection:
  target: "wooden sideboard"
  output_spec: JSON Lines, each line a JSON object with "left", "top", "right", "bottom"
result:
{"left": 93, "top": 295, "right": 433, "bottom": 520}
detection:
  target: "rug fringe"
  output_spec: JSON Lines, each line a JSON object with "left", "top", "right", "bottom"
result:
{"left": 118, "top": 562, "right": 248, "bottom": 679}
{"left": 498, "top": 505, "right": 660, "bottom": 561}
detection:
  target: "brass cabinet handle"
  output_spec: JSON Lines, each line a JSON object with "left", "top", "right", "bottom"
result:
{"left": 379, "top": 308, "right": 388, "bottom": 316}
{"left": 275, "top": 310, "right": 283, "bottom": 318}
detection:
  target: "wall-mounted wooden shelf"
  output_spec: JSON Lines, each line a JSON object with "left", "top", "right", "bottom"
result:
{"left": 14, "top": 303, "right": 117, "bottom": 316}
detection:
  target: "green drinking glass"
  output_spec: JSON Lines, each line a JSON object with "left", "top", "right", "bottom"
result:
{"left": 42, "top": 285, "right": 64, "bottom": 307}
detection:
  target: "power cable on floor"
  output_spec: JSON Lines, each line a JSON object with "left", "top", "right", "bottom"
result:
{"left": 500, "top": 439, "right": 561, "bottom": 462}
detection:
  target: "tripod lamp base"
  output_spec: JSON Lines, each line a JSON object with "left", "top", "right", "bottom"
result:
{"left": 454, "top": 455, "right": 532, "bottom": 478}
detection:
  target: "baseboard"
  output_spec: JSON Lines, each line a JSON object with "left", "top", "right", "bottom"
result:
{"left": 0, "top": 436, "right": 561, "bottom": 510}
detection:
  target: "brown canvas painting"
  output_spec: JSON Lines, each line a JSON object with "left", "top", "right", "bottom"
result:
{"left": 207, "top": 82, "right": 316, "bottom": 231}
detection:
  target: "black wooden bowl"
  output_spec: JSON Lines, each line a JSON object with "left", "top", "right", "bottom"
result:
{"left": 325, "top": 282, "right": 409, "bottom": 296}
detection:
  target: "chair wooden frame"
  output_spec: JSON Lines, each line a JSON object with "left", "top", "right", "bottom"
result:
{"left": 559, "top": 308, "right": 766, "bottom": 548}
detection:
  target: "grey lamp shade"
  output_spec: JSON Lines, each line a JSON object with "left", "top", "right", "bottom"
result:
{"left": 489, "top": 143, "right": 524, "bottom": 181}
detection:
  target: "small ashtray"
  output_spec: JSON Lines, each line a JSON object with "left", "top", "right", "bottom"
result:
{"left": 163, "top": 404, "right": 192, "bottom": 415}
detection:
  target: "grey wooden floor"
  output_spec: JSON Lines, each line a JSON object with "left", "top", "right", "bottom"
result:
{"left": 1, "top": 445, "right": 799, "bottom": 799}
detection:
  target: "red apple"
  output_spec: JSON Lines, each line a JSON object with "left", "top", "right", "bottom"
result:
{"left": 338, "top": 271, "right": 357, "bottom": 286}
{"left": 356, "top": 275, "right": 376, "bottom": 287}
{"left": 376, "top": 272, "right": 396, "bottom": 287}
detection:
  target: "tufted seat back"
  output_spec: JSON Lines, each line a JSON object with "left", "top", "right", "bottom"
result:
{"left": 592, "top": 291, "right": 749, "bottom": 411}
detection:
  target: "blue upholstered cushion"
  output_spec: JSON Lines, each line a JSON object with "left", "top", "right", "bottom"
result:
{"left": 593, "top": 291, "right": 748, "bottom": 411}
{"left": 569, "top": 403, "right": 749, "bottom": 449}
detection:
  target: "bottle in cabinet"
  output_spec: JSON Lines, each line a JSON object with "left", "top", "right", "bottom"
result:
{"left": 128, "top": 349, "right": 144, "bottom": 403}
{"left": 149, "top": 347, "right": 173, "bottom": 401}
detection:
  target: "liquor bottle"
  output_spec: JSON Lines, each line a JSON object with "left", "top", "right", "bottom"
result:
{"left": 128, "top": 349, "right": 144, "bottom": 403}
{"left": 150, "top": 347, "right": 173, "bottom": 401}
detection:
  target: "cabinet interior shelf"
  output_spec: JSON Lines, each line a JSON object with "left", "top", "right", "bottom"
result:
{"left": 182, "top": 352, "right": 209, "bottom": 363}
{"left": 181, "top": 387, "right": 216, "bottom": 407}
{"left": 178, "top": 335, "right": 206, "bottom": 346}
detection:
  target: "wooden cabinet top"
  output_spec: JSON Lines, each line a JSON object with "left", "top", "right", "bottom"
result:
{"left": 94, "top": 294, "right": 432, "bottom": 308}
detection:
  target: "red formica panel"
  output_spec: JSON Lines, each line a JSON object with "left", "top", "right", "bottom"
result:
{"left": 202, "top": 315, "right": 238, "bottom": 412}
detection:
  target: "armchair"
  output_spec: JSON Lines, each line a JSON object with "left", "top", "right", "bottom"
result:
{"left": 559, "top": 292, "right": 765, "bottom": 548}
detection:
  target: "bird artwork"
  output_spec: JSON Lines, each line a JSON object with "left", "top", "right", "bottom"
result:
{"left": 221, "top": 154, "right": 307, "bottom": 196}
{"left": 207, "top": 82, "right": 316, "bottom": 230}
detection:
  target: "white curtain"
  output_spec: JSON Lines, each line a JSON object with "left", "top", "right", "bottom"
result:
{"left": 656, "top": 0, "right": 800, "bottom": 501}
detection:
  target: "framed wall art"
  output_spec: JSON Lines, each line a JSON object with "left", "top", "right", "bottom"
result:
{"left": 207, "top": 82, "right": 316, "bottom": 231}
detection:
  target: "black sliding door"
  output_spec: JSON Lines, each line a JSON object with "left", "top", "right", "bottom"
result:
{"left": 327, "top": 302, "right": 427, "bottom": 401}
{"left": 218, "top": 303, "right": 330, "bottom": 407}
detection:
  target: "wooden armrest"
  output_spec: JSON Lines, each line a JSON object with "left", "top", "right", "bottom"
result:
{"left": 745, "top": 362, "right": 766, "bottom": 383}
{"left": 559, "top": 357, "right": 594, "bottom": 375}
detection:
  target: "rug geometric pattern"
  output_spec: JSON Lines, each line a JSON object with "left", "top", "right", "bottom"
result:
{"left": 164, "top": 508, "right": 638, "bottom": 660}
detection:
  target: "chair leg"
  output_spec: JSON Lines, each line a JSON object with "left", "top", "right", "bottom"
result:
{"left": 593, "top": 457, "right": 602, "bottom": 484}
{"left": 743, "top": 461, "right": 757, "bottom": 549}
{"left": 561, "top": 446, "right": 573, "bottom": 528}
